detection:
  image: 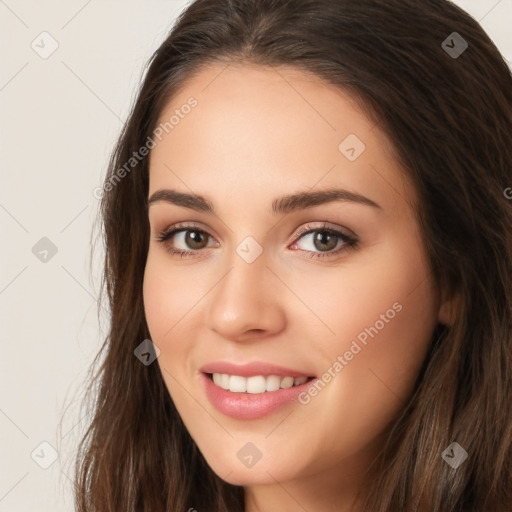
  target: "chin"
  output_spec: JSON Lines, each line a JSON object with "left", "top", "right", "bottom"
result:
{"left": 204, "top": 455, "right": 299, "bottom": 486}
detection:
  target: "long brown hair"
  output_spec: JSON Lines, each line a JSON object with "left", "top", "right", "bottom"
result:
{"left": 75, "top": 1, "right": 512, "bottom": 510}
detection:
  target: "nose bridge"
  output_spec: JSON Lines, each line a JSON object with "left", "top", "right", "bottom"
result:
{"left": 219, "top": 233, "right": 270, "bottom": 298}
{"left": 205, "top": 239, "right": 285, "bottom": 338}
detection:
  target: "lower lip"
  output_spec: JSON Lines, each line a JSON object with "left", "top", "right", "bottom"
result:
{"left": 201, "top": 372, "right": 317, "bottom": 420}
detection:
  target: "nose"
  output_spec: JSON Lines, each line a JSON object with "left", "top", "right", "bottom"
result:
{"left": 204, "top": 248, "right": 286, "bottom": 342}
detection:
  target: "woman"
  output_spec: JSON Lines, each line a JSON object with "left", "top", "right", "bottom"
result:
{"left": 76, "top": 0, "right": 512, "bottom": 510}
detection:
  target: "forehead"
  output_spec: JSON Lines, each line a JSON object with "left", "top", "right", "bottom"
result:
{"left": 148, "top": 62, "right": 414, "bottom": 215}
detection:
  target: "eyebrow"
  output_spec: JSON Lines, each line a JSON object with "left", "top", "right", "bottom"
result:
{"left": 147, "top": 188, "right": 382, "bottom": 214}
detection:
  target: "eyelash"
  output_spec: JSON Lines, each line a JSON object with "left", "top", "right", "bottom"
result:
{"left": 154, "top": 222, "right": 358, "bottom": 260}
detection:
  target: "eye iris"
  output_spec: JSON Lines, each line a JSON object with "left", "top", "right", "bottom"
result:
{"left": 186, "top": 230, "right": 208, "bottom": 249}
{"left": 313, "top": 231, "right": 338, "bottom": 251}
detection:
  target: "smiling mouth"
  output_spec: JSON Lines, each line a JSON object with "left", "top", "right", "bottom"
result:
{"left": 206, "top": 372, "right": 316, "bottom": 394}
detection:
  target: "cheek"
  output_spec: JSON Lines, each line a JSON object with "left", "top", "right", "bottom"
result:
{"left": 142, "top": 250, "right": 214, "bottom": 400}
{"left": 289, "top": 232, "right": 437, "bottom": 387}
{"left": 142, "top": 249, "right": 201, "bottom": 342}
{"left": 303, "top": 231, "right": 437, "bottom": 360}
{"left": 295, "top": 238, "right": 437, "bottom": 436}
{"left": 142, "top": 259, "right": 193, "bottom": 418}
{"left": 143, "top": 265, "right": 174, "bottom": 344}
{"left": 261, "top": 246, "right": 438, "bottom": 474}
{"left": 142, "top": 253, "right": 189, "bottom": 370}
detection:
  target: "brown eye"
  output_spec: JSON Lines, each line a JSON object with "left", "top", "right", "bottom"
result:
{"left": 158, "top": 228, "right": 212, "bottom": 251}
{"left": 155, "top": 223, "right": 221, "bottom": 258}
{"left": 183, "top": 229, "right": 209, "bottom": 250}
{"left": 290, "top": 224, "right": 359, "bottom": 260}
{"left": 311, "top": 230, "right": 339, "bottom": 252}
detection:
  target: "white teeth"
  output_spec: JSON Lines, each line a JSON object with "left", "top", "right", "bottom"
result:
{"left": 280, "top": 376, "right": 294, "bottom": 389}
{"left": 220, "top": 373, "right": 230, "bottom": 389}
{"left": 229, "top": 375, "right": 247, "bottom": 392}
{"left": 266, "top": 375, "right": 281, "bottom": 392}
{"left": 246, "top": 375, "right": 267, "bottom": 394}
{"left": 211, "top": 373, "right": 310, "bottom": 393}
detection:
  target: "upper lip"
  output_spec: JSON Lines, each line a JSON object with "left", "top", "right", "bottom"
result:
{"left": 200, "top": 361, "right": 314, "bottom": 378}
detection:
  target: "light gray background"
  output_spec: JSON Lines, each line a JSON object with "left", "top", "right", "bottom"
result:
{"left": 1, "top": 1, "right": 511, "bottom": 510}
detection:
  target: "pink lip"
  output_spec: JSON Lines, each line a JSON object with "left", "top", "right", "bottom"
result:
{"left": 199, "top": 361, "right": 318, "bottom": 420}
{"left": 199, "top": 360, "right": 313, "bottom": 378}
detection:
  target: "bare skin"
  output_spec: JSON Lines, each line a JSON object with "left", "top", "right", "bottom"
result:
{"left": 143, "top": 62, "right": 455, "bottom": 512}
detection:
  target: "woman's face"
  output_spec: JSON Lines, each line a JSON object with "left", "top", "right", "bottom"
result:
{"left": 143, "top": 62, "right": 449, "bottom": 501}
